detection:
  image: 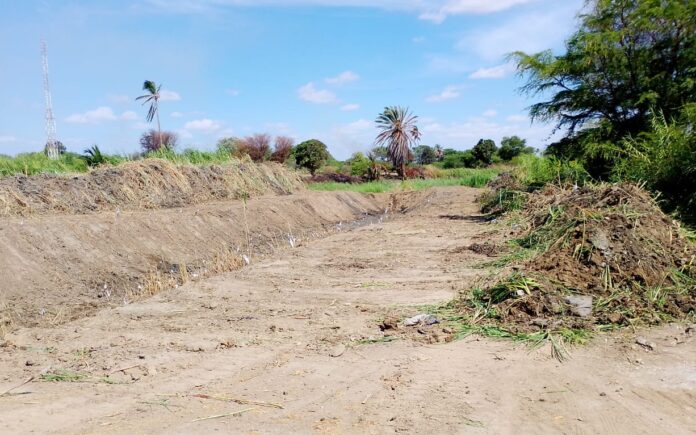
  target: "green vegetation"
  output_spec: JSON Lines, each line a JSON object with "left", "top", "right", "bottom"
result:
{"left": 295, "top": 139, "right": 329, "bottom": 175}
{"left": 40, "top": 369, "right": 87, "bottom": 382}
{"left": 308, "top": 168, "right": 498, "bottom": 192}
{"left": 1, "top": 152, "right": 90, "bottom": 176}
{"left": 512, "top": 0, "right": 696, "bottom": 221}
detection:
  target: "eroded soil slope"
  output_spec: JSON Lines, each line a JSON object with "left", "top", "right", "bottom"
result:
{"left": 0, "top": 187, "right": 694, "bottom": 434}
{"left": 0, "top": 190, "right": 385, "bottom": 329}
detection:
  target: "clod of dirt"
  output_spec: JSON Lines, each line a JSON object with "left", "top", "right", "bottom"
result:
{"left": 467, "top": 242, "right": 502, "bottom": 257}
{"left": 404, "top": 314, "right": 439, "bottom": 326}
{"left": 379, "top": 317, "right": 400, "bottom": 331}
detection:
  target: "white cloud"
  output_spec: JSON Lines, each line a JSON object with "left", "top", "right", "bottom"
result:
{"left": 65, "top": 107, "right": 117, "bottom": 124}
{"left": 420, "top": 0, "right": 537, "bottom": 23}
{"left": 420, "top": 115, "right": 557, "bottom": 149}
{"left": 412, "top": 36, "right": 425, "bottom": 43}
{"left": 340, "top": 103, "right": 360, "bottom": 111}
{"left": 226, "top": 89, "right": 240, "bottom": 96}
{"left": 326, "top": 119, "right": 375, "bottom": 158}
{"left": 506, "top": 114, "right": 529, "bottom": 123}
{"left": 107, "top": 94, "right": 130, "bottom": 103}
{"left": 469, "top": 63, "right": 516, "bottom": 79}
{"left": 184, "top": 118, "right": 222, "bottom": 133}
{"left": 459, "top": 5, "right": 579, "bottom": 61}
{"left": 159, "top": 90, "right": 181, "bottom": 101}
{"left": 146, "top": 0, "right": 537, "bottom": 23}
{"left": 176, "top": 129, "right": 194, "bottom": 140}
{"left": 426, "top": 85, "right": 463, "bottom": 103}
{"left": 120, "top": 111, "right": 139, "bottom": 121}
{"left": 482, "top": 109, "right": 498, "bottom": 117}
{"left": 325, "top": 71, "right": 359, "bottom": 85}
{"left": 0, "top": 135, "right": 17, "bottom": 143}
{"left": 297, "top": 82, "right": 338, "bottom": 104}
{"left": 171, "top": 111, "right": 184, "bottom": 118}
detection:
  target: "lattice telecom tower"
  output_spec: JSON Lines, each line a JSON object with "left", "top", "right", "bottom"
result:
{"left": 41, "top": 40, "right": 59, "bottom": 160}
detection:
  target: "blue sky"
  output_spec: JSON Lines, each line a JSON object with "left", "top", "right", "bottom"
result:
{"left": 0, "top": 0, "right": 584, "bottom": 159}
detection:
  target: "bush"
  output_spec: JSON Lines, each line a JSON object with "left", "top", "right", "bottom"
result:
{"left": 238, "top": 133, "right": 271, "bottom": 162}
{"left": 606, "top": 107, "right": 696, "bottom": 222}
{"left": 216, "top": 137, "right": 242, "bottom": 156}
{"left": 295, "top": 139, "right": 329, "bottom": 175}
{"left": 513, "top": 154, "right": 590, "bottom": 188}
{"left": 270, "top": 136, "right": 294, "bottom": 163}
{"left": 348, "top": 152, "right": 371, "bottom": 177}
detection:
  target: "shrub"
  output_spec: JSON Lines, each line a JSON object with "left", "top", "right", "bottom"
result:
{"left": 82, "top": 145, "right": 107, "bottom": 167}
{"left": 295, "top": 139, "right": 329, "bottom": 175}
{"left": 216, "top": 137, "right": 242, "bottom": 156}
{"left": 270, "top": 136, "right": 294, "bottom": 163}
{"left": 348, "top": 152, "right": 371, "bottom": 177}
{"left": 238, "top": 133, "right": 271, "bottom": 162}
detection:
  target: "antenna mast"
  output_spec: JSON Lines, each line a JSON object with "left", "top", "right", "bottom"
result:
{"left": 41, "top": 40, "right": 59, "bottom": 160}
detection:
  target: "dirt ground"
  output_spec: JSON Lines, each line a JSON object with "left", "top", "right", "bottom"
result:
{"left": 1, "top": 187, "right": 694, "bottom": 434}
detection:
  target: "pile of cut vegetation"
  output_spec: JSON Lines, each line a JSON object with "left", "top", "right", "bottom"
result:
{"left": 0, "top": 158, "right": 303, "bottom": 216}
{"left": 458, "top": 182, "right": 695, "bottom": 336}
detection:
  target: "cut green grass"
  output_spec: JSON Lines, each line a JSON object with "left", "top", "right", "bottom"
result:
{"left": 352, "top": 336, "right": 399, "bottom": 346}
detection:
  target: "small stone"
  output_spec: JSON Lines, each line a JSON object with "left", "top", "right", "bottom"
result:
{"left": 565, "top": 295, "right": 593, "bottom": 318}
{"left": 329, "top": 344, "right": 346, "bottom": 358}
{"left": 403, "top": 314, "right": 439, "bottom": 327}
{"left": 599, "top": 392, "right": 606, "bottom": 397}
{"left": 25, "top": 360, "right": 35, "bottom": 367}
{"left": 635, "top": 336, "right": 656, "bottom": 351}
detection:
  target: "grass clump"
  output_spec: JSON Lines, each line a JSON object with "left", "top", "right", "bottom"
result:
{"left": 40, "top": 369, "right": 87, "bottom": 382}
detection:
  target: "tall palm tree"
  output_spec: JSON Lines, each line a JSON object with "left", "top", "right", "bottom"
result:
{"left": 136, "top": 80, "right": 163, "bottom": 149}
{"left": 375, "top": 106, "right": 421, "bottom": 178}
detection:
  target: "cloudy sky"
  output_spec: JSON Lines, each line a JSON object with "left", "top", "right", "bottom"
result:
{"left": 0, "top": 0, "right": 584, "bottom": 159}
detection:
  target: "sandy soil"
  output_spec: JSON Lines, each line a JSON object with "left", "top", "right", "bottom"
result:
{"left": 0, "top": 187, "right": 694, "bottom": 434}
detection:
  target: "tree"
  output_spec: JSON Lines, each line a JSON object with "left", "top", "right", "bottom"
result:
{"left": 82, "top": 145, "right": 107, "bottom": 167}
{"left": 375, "top": 106, "right": 421, "bottom": 178}
{"left": 413, "top": 145, "right": 436, "bottom": 165}
{"left": 348, "top": 152, "right": 371, "bottom": 177}
{"left": 238, "top": 133, "right": 271, "bottom": 162}
{"left": 498, "top": 136, "right": 534, "bottom": 161}
{"left": 368, "top": 145, "right": 389, "bottom": 163}
{"left": 270, "top": 136, "right": 294, "bottom": 163}
{"left": 434, "top": 144, "right": 444, "bottom": 161}
{"left": 511, "top": 0, "right": 696, "bottom": 176}
{"left": 140, "top": 130, "right": 178, "bottom": 152}
{"left": 295, "top": 139, "right": 329, "bottom": 175}
{"left": 136, "top": 80, "right": 163, "bottom": 149}
{"left": 472, "top": 139, "right": 497, "bottom": 166}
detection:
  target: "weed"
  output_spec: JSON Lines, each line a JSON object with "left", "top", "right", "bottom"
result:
{"left": 353, "top": 336, "right": 399, "bottom": 346}
{"left": 40, "top": 369, "right": 87, "bottom": 382}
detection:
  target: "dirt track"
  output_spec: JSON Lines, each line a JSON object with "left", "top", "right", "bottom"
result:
{"left": 1, "top": 187, "right": 694, "bottom": 434}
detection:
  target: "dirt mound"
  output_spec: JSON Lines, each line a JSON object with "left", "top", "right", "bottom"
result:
{"left": 308, "top": 172, "right": 362, "bottom": 183}
{"left": 461, "top": 183, "right": 695, "bottom": 333}
{"left": 0, "top": 158, "right": 303, "bottom": 216}
{"left": 0, "top": 190, "right": 387, "bottom": 330}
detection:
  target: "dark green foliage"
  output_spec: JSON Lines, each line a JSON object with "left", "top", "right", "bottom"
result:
{"left": 295, "top": 139, "right": 329, "bottom": 175}
{"left": 216, "top": 137, "right": 242, "bottom": 155}
{"left": 442, "top": 150, "right": 476, "bottom": 169}
{"left": 347, "top": 152, "right": 371, "bottom": 177}
{"left": 413, "top": 145, "right": 436, "bottom": 165}
{"left": 602, "top": 106, "right": 696, "bottom": 222}
{"left": 471, "top": 139, "right": 497, "bottom": 166}
{"left": 498, "top": 136, "right": 534, "bottom": 161}
{"left": 512, "top": 0, "right": 696, "bottom": 177}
